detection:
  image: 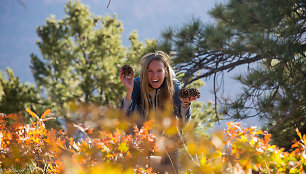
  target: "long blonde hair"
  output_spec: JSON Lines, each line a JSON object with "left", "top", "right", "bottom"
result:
{"left": 140, "top": 51, "right": 174, "bottom": 114}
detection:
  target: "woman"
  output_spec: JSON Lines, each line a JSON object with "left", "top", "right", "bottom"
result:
{"left": 119, "top": 51, "right": 198, "bottom": 173}
{"left": 120, "top": 51, "right": 196, "bottom": 122}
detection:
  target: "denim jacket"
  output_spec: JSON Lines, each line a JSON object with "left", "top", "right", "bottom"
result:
{"left": 120, "top": 77, "right": 191, "bottom": 122}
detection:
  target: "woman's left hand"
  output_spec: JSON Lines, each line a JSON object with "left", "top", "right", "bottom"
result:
{"left": 180, "top": 96, "right": 197, "bottom": 108}
{"left": 180, "top": 96, "right": 197, "bottom": 103}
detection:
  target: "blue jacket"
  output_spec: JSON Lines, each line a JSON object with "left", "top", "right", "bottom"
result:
{"left": 121, "top": 77, "right": 191, "bottom": 122}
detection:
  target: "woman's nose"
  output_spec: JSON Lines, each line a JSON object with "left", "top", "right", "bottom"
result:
{"left": 152, "top": 72, "right": 158, "bottom": 77}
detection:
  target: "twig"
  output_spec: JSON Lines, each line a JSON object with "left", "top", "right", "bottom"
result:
{"left": 17, "top": 0, "right": 28, "bottom": 9}
{"left": 164, "top": 149, "right": 178, "bottom": 174}
{"left": 107, "top": 0, "right": 112, "bottom": 8}
{"left": 161, "top": 130, "right": 178, "bottom": 174}
{"left": 176, "top": 125, "right": 199, "bottom": 167}
{"left": 269, "top": 106, "right": 298, "bottom": 131}
{"left": 214, "top": 64, "right": 220, "bottom": 124}
{"left": 182, "top": 55, "right": 262, "bottom": 86}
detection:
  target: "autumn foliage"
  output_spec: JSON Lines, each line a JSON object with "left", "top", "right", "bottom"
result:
{"left": 0, "top": 108, "right": 305, "bottom": 173}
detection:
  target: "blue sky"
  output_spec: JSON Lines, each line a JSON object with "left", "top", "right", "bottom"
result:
{"left": 0, "top": 0, "right": 219, "bottom": 83}
{"left": 0, "top": 0, "right": 227, "bottom": 102}
{"left": 0, "top": 0, "right": 265, "bottom": 128}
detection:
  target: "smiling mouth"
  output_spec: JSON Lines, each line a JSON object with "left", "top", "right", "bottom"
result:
{"left": 152, "top": 80, "right": 159, "bottom": 83}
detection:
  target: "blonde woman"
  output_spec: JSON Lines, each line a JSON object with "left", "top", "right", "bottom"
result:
{"left": 119, "top": 51, "right": 198, "bottom": 173}
{"left": 120, "top": 51, "right": 196, "bottom": 121}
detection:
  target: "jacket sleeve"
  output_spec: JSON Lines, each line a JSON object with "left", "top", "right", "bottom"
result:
{"left": 121, "top": 97, "right": 132, "bottom": 113}
{"left": 120, "top": 77, "right": 142, "bottom": 116}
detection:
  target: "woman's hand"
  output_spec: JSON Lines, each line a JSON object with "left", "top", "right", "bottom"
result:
{"left": 119, "top": 68, "right": 134, "bottom": 100}
{"left": 180, "top": 96, "right": 197, "bottom": 103}
{"left": 179, "top": 88, "right": 200, "bottom": 108}
{"left": 180, "top": 96, "right": 197, "bottom": 108}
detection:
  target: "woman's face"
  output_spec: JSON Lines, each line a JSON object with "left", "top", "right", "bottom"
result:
{"left": 147, "top": 60, "right": 166, "bottom": 89}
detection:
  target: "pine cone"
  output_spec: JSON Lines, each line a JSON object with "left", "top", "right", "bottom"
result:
{"left": 189, "top": 88, "right": 200, "bottom": 98}
{"left": 179, "top": 88, "right": 201, "bottom": 98}
{"left": 179, "top": 88, "right": 190, "bottom": 98}
{"left": 121, "top": 64, "right": 133, "bottom": 78}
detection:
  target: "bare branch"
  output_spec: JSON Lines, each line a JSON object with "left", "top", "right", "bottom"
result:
{"left": 17, "top": 0, "right": 27, "bottom": 9}
{"left": 182, "top": 55, "right": 262, "bottom": 87}
{"left": 213, "top": 69, "right": 220, "bottom": 124}
{"left": 107, "top": 0, "right": 112, "bottom": 8}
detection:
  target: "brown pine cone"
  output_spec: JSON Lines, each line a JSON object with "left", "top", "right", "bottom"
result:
{"left": 179, "top": 88, "right": 190, "bottom": 98}
{"left": 189, "top": 88, "right": 200, "bottom": 98}
{"left": 121, "top": 64, "right": 133, "bottom": 78}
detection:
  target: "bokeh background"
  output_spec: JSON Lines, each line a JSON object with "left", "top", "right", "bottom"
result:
{"left": 0, "top": 0, "right": 263, "bottom": 128}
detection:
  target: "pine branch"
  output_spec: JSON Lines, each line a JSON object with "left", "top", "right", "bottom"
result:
{"left": 269, "top": 106, "right": 298, "bottom": 131}
{"left": 182, "top": 55, "right": 262, "bottom": 87}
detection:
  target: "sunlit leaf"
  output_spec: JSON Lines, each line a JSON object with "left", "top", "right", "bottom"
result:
{"left": 26, "top": 108, "right": 39, "bottom": 120}
{"left": 264, "top": 134, "right": 271, "bottom": 144}
{"left": 296, "top": 128, "right": 302, "bottom": 139}
{"left": 41, "top": 109, "right": 51, "bottom": 119}
{"left": 200, "top": 156, "right": 207, "bottom": 166}
{"left": 118, "top": 142, "right": 129, "bottom": 153}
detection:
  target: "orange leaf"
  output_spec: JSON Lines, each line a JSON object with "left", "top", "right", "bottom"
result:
{"left": 26, "top": 108, "right": 39, "bottom": 120}
{"left": 264, "top": 134, "right": 271, "bottom": 144}
{"left": 41, "top": 117, "right": 55, "bottom": 122}
{"left": 147, "top": 167, "right": 156, "bottom": 174}
{"left": 7, "top": 114, "right": 17, "bottom": 120}
{"left": 41, "top": 109, "right": 51, "bottom": 119}
{"left": 88, "top": 128, "right": 93, "bottom": 134}
{"left": 296, "top": 128, "right": 302, "bottom": 139}
{"left": 255, "top": 130, "right": 264, "bottom": 135}
{"left": 291, "top": 142, "right": 299, "bottom": 148}
{"left": 54, "top": 160, "right": 63, "bottom": 167}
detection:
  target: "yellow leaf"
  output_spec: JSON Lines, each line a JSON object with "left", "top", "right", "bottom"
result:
{"left": 90, "top": 165, "right": 105, "bottom": 173}
{"left": 250, "top": 137, "right": 258, "bottom": 146}
{"left": 164, "top": 125, "right": 178, "bottom": 136}
{"left": 34, "top": 138, "right": 40, "bottom": 143}
{"left": 240, "top": 135, "right": 247, "bottom": 142}
{"left": 48, "top": 164, "right": 54, "bottom": 171}
{"left": 255, "top": 130, "right": 264, "bottom": 134}
{"left": 118, "top": 142, "right": 129, "bottom": 153}
{"left": 69, "top": 101, "right": 78, "bottom": 113}
{"left": 187, "top": 143, "right": 197, "bottom": 154}
{"left": 200, "top": 156, "right": 207, "bottom": 166}
{"left": 105, "top": 154, "right": 113, "bottom": 158}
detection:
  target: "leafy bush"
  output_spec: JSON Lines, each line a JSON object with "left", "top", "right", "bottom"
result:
{"left": 0, "top": 108, "right": 305, "bottom": 173}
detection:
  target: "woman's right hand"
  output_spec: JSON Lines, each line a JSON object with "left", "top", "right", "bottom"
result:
{"left": 119, "top": 68, "right": 134, "bottom": 100}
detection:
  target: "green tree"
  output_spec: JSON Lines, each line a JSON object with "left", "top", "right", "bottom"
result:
{"left": 0, "top": 68, "right": 46, "bottom": 115}
{"left": 227, "top": 57, "right": 305, "bottom": 150}
{"left": 30, "top": 0, "right": 155, "bottom": 116}
{"left": 157, "top": 0, "right": 305, "bottom": 148}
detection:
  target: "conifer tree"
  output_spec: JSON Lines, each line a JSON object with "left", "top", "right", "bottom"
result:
{"left": 0, "top": 68, "right": 46, "bottom": 115}
{"left": 30, "top": 0, "right": 155, "bottom": 116}
{"left": 157, "top": 0, "right": 305, "bottom": 148}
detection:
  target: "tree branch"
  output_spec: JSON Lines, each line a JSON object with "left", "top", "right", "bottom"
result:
{"left": 17, "top": 0, "right": 27, "bottom": 9}
{"left": 107, "top": 0, "right": 112, "bottom": 8}
{"left": 182, "top": 55, "right": 262, "bottom": 87}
